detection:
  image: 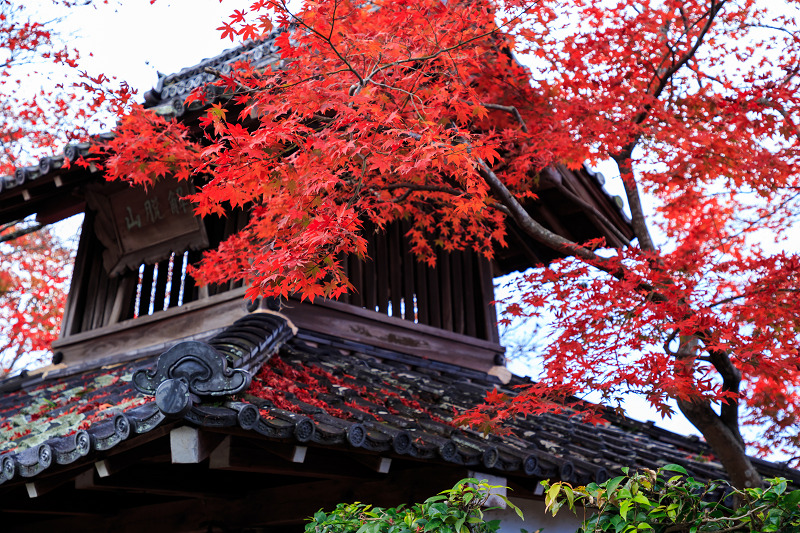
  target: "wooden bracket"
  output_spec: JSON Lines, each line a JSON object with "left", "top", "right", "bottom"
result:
{"left": 255, "top": 440, "right": 308, "bottom": 464}
{"left": 25, "top": 478, "right": 60, "bottom": 498}
{"left": 170, "top": 426, "right": 223, "bottom": 464}
{"left": 211, "top": 436, "right": 307, "bottom": 469}
{"left": 94, "top": 454, "right": 140, "bottom": 478}
{"left": 355, "top": 456, "right": 392, "bottom": 474}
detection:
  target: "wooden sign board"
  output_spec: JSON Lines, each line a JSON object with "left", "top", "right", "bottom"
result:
{"left": 85, "top": 178, "right": 209, "bottom": 276}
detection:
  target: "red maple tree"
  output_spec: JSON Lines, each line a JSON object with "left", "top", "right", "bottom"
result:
{"left": 0, "top": 222, "right": 72, "bottom": 378}
{"left": 62, "top": 0, "right": 800, "bottom": 488}
{"left": 0, "top": 0, "right": 133, "bottom": 376}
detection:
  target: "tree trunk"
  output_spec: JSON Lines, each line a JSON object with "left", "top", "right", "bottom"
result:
{"left": 479, "top": 159, "right": 765, "bottom": 489}
{"left": 676, "top": 396, "right": 763, "bottom": 489}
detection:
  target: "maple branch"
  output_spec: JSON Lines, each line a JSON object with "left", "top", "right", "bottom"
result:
{"left": 679, "top": 6, "right": 691, "bottom": 34}
{"left": 707, "top": 288, "right": 800, "bottom": 309}
{"left": 615, "top": 3, "right": 728, "bottom": 253}
{"left": 721, "top": 190, "right": 800, "bottom": 246}
{"left": 327, "top": 0, "right": 340, "bottom": 42}
{"left": 479, "top": 103, "right": 528, "bottom": 133}
{"left": 613, "top": 153, "right": 657, "bottom": 252}
{"left": 663, "top": 329, "right": 679, "bottom": 357}
{"left": 646, "top": 0, "right": 726, "bottom": 99}
{"left": 359, "top": 17, "right": 522, "bottom": 90}
{"left": 382, "top": 182, "right": 464, "bottom": 197}
{"left": 687, "top": 62, "right": 727, "bottom": 90}
{"left": 368, "top": 80, "right": 426, "bottom": 119}
{"left": 743, "top": 22, "right": 799, "bottom": 38}
{"left": 675, "top": 378, "right": 759, "bottom": 488}
{"left": 476, "top": 158, "right": 602, "bottom": 263}
{"left": 669, "top": 329, "right": 750, "bottom": 484}
{"left": 275, "top": 0, "right": 365, "bottom": 87}
{"left": 0, "top": 221, "right": 44, "bottom": 245}
{"left": 710, "top": 347, "right": 743, "bottom": 445}
{"left": 549, "top": 166, "right": 631, "bottom": 246}
{"left": 759, "top": 97, "right": 800, "bottom": 141}
{"left": 345, "top": 157, "right": 368, "bottom": 209}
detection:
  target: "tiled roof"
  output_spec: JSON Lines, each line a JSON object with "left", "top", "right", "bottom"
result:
{"left": 1, "top": 311, "right": 796, "bottom": 489}
{"left": 142, "top": 34, "right": 284, "bottom": 116}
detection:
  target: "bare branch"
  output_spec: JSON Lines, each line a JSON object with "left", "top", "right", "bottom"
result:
{"left": 476, "top": 157, "right": 603, "bottom": 263}
{"left": 0, "top": 221, "right": 44, "bottom": 245}
{"left": 480, "top": 103, "right": 528, "bottom": 133}
{"left": 550, "top": 166, "right": 632, "bottom": 246}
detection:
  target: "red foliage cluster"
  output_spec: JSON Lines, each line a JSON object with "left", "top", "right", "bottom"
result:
{"left": 0, "top": 225, "right": 72, "bottom": 377}
{"left": 0, "top": 1, "right": 135, "bottom": 372}
{"left": 94, "top": 0, "right": 800, "bottom": 487}
{"left": 249, "top": 355, "right": 445, "bottom": 424}
{"left": 0, "top": 1, "right": 134, "bottom": 175}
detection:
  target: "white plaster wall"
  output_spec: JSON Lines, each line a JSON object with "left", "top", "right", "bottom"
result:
{"left": 484, "top": 497, "right": 585, "bottom": 533}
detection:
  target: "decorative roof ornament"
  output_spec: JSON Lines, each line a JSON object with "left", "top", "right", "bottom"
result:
{"left": 133, "top": 341, "right": 250, "bottom": 417}
{"left": 133, "top": 311, "right": 295, "bottom": 417}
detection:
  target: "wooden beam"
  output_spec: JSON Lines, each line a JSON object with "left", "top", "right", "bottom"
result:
{"left": 24, "top": 466, "right": 92, "bottom": 498}
{"left": 211, "top": 435, "right": 305, "bottom": 472}
{"left": 72, "top": 463, "right": 227, "bottom": 499}
{"left": 25, "top": 480, "right": 54, "bottom": 498}
{"left": 279, "top": 444, "right": 307, "bottom": 463}
{"left": 74, "top": 468, "right": 97, "bottom": 490}
{"left": 52, "top": 287, "right": 249, "bottom": 366}
{"left": 0, "top": 498, "right": 104, "bottom": 517}
{"left": 94, "top": 450, "right": 148, "bottom": 478}
{"left": 209, "top": 436, "right": 382, "bottom": 480}
{"left": 7, "top": 466, "right": 468, "bottom": 533}
{"left": 209, "top": 435, "right": 232, "bottom": 469}
{"left": 284, "top": 296, "right": 503, "bottom": 373}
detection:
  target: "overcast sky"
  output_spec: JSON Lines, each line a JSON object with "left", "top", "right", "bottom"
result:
{"left": 36, "top": 0, "right": 251, "bottom": 98}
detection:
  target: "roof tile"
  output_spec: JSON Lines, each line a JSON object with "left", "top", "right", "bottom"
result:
{"left": 1, "top": 313, "right": 798, "bottom": 489}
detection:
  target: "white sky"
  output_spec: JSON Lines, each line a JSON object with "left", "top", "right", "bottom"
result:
{"left": 37, "top": 0, "right": 251, "bottom": 98}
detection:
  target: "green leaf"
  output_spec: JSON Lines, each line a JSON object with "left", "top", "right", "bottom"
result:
{"left": 424, "top": 519, "right": 443, "bottom": 531}
{"left": 606, "top": 476, "right": 626, "bottom": 498}
{"left": 563, "top": 485, "right": 576, "bottom": 510}
{"left": 546, "top": 483, "right": 561, "bottom": 513}
{"left": 661, "top": 464, "right": 688, "bottom": 476}
{"left": 619, "top": 500, "right": 631, "bottom": 521}
{"left": 782, "top": 490, "right": 800, "bottom": 509}
{"left": 666, "top": 503, "right": 679, "bottom": 521}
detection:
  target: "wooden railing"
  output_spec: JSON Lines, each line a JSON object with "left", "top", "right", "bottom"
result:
{"left": 61, "top": 213, "right": 499, "bottom": 344}
{"left": 340, "top": 220, "right": 498, "bottom": 343}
